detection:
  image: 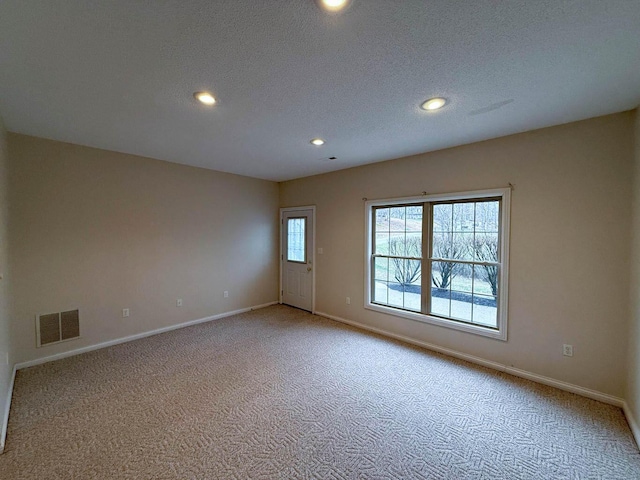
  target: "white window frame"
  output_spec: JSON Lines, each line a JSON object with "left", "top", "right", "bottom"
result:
{"left": 364, "top": 188, "right": 511, "bottom": 341}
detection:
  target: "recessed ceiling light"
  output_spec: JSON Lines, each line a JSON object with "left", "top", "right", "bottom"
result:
{"left": 421, "top": 97, "right": 447, "bottom": 111}
{"left": 310, "top": 138, "right": 325, "bottom": 146}
{"left": 194, "top": 91, "right": 216, "bottom": 105}
{"left": 317, "top": 0, "right": 352, "bottom": 13}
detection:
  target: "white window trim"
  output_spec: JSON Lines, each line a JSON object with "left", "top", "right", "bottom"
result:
{"left": 364, "top": 188, "right": 511, "bottom": 341}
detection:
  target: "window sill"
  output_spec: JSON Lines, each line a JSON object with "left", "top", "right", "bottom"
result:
{"left": 364, "top": 302, "right": 507, "bottom": 341}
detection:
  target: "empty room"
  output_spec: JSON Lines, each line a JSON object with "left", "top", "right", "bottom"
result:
{"left": 1, "top": 0, "right": 640, "bottom": 478}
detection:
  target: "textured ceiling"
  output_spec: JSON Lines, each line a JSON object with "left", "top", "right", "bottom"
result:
{"left": 1, "top": 1, "right": 639, "bottom": 182}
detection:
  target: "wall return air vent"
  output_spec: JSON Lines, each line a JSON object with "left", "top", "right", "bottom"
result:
{"left": 36, "top": 309, "right": 80, "bottom": 347}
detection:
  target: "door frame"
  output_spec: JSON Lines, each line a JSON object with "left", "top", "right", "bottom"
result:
{"left": 280, "top": 205, "right": 316, "bottom": 313}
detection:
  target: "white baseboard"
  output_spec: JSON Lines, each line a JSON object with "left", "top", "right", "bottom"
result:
{"left": 0, "top": 364, "right": 17, "bottom": 455}
{"left": 316, "top": 311, "right": 625, "bottom": 408}
{"left": 15, "top": 301, "right": 278, "bottom": 370}
{"left": 623, "top": 401, "right": 640, "bottom": 449}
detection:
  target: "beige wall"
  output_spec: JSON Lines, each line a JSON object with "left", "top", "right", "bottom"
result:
{"left": 280, "top": 112, "right": 634, "bottom": 398}
{"left": 8, "top": 134, "right": 279, "bottom": 364}
{"left": 629, "top": 109, "right": 640, "bottom": 426}
{"left": 0, "top": 115, "right": 12, "bottom": 452}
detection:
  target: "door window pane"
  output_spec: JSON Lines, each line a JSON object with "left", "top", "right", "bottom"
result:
{"left": 287, "top": 217, "right": 306, "bottom": 262}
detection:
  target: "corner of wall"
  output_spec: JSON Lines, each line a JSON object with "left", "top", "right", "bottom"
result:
{"left": 627, "top": 107, "right": 640, "bottom": 448}
{"left": 0, "top": 112, "right": 15, "bottom": 454}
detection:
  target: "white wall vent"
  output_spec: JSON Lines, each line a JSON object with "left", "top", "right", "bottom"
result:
{"left": 36, "top": 309, "right": 80, "bottom": 347}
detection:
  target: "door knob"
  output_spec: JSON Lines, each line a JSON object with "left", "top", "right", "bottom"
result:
{"left": 307, "top": 266, "right": 312, "bottom": 272}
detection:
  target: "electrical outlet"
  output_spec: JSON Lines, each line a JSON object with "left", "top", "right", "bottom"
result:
{"left": 224, "top": 291, "right": 229, "bottom": 298}
{"left": 122, "top": 308, "right": 130, "bottom": 318}
{"left": 318, "top": 247, "right": 324, "bottom": 255}
{"left": 563, "top": 344, "right": 573, "bottom": 357}
{"left": 177, "top": 298, "right": 183, "bottom": 307}
{"left": 346, "top": 297, "right": 351, "bottom": 305}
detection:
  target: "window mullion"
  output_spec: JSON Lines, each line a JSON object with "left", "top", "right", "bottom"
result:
{"left": 422, "top": 201, "right": 431, "bottom": 315}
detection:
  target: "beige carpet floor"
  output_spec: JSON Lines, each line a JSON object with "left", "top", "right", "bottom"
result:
{"left": 1, "top": 305, "right": 639, "bottom": 479}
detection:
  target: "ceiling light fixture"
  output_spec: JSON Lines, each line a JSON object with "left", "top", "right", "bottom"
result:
{"left": 317, "top": 0, "right": 352, "bottom": 13}
{"left": 310, "top": 138, "right": 325, "bottom": 146}
{"left": 421, "top": 97, "right": 447, "bottom": 111}
{"left": 194, "top": 91, "right": 216, "bottom": 105}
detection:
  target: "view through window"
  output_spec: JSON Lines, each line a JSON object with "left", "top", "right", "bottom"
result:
{"left": 287, "top": 217, "right": 306, "bottom": 263}
{"left": 367, "top": 189, "right": 510, "bottom": 339}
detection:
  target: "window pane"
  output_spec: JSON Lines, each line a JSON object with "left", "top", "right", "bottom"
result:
{"left": 388, "top": 233, "right": 423, "bottom": 258}
{"left": 475, "top": 201, "right": 499, "bottom": 233}
{"left": 389, "top": 233, "right": 406, "bottom": 257}
{"left": 378, "top": 205, "right": 423, "bottom": 260}
{"left": 407, "top": 232, "right": 421, "bottom": 256}
{"left": 453, "top": 202, "right": 474, "bottom": 232}
{"left": 373, "top": 280, "right": 389, "bottom": 305}
{"left": 395, "top": 258, "right": 421, "bottom": 289}
{"left": 430, "top": 261, "right": 451, "bottom": 317}
{"left": 387, "top": 282, "right": 404, "bottom": 308}
{"left": 387, "top": 256, "right": 404, "bottom": 285}
{"left": 431, "top": 282, "right": 450, "bottom": 317}
{"left": 406, "top": 206, "right": 423, "bottom": 233}
{"left": 387, "top": 258, "right": 404, "bottom": 308}
{"left": 374, "top": 258, "right": 422, "bottom": 312}
{"left": 472, "top": 294, "right": 497, "bottom": 328}
{"left": 433, "top": 204, "right": 452, "bottom": 232}
{"left": 375, "top": 232, "right": 390, "bottom": 255}
{"left": 451, "top": 267, "right": 472, "bottom": 294}
{"left": 376, "top": 208, "right": 390, "bottom": 231}
{"left": 432, "top": 232, "right": 450, "bottom": 259}
{"left": 473, "top": 263, "right": 498, "bottom": 296}
{"left": 450, "top": 290, "right": 472, "bottom": 322}
{"left": 403, "top": 261, "right": 421, "bottom": 311}
{"left": 389, "top": 207, "right": 406, "bottom": 233}
{"left": 287, "top": 218, "right": 306, "bottom": 262}
{"left": 374, "top": 257, "right": 389, "bottom": 282}
{"left": 431, "top": 260, "right": 460, "bottom": 290}
{"left": 453, "top": 232, "right": 473, "bottom": 261}
{"left": 474, "top": 232, "right": 498, "bottom": 262}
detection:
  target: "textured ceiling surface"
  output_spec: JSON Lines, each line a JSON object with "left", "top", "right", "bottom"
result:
{"left": 1, "top": 1, "right": 639, "bottom": 181}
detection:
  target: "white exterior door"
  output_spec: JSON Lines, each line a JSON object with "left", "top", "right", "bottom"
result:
{"left": 281, "top": 208, "right": 314, "bottom": 312}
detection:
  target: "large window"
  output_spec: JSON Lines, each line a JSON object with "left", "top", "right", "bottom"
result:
{"left": 365, "top": 188, "right": 510, "bottom": 340}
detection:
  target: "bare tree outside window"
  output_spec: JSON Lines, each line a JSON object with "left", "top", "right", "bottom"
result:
{"left": 431, "top": 234, "right": 465, "bottom": 289}
{"left": 431, "top": 203, "right": 466, "bottom": 289}
{"left": 473, "top": 234, "right": 499, "bottom": 295}
{"left": 389, "top": 236, "right": 421, "bottom": 286}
